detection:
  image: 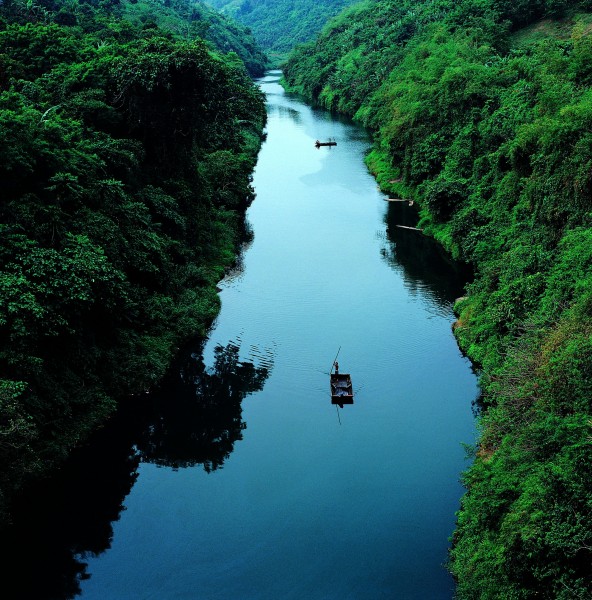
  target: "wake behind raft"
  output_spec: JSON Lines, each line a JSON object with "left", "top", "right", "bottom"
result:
{"left": 330, "top": 361, "right": 353, "bottom": 407}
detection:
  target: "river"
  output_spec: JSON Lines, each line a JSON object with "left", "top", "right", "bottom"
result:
{"left": 4, "top": 71, "right": 478, "bottom": 599}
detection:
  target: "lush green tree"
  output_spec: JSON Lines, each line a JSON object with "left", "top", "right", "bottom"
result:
{"left": 207, "top": 0, "right": 359, "bottom": 55}
{"left": 285, "top": 1, "right": 592, "bottom": 596}
{"left": 0, "top": 0, "right": 266, "bottom": 525}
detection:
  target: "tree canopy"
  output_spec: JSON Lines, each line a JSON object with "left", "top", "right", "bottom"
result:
{"left": 0, "top": 0, "right": 266, "bottom": 525}
{"left": 206, "top": 0, "right": 359, "bottom": 54}
{"left": 285, "top": 0, "right": 592, "bottom": 596}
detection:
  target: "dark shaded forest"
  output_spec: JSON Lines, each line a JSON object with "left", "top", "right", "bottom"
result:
{"left": 284, "top": 0, "right": 592, "bottom": 597}
{"left": 0, "top": 0, "right": 266, "bottom": 525}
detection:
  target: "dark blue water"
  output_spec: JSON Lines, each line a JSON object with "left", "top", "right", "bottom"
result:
{"left": 4, "top": 71, "right": 477, "bottom": 599}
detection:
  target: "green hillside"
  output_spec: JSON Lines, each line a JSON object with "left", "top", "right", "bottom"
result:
{"left": 206, "top": 0, "right": 358, "bottom": 53}
{"left": 285, "top": 1, "right": 592, "bottom": 596}
{"left": 0, "top": 0, "right": 266, "bottom": 524}
{"left": 118, "top": 0, "right": 267, "bottom": 75}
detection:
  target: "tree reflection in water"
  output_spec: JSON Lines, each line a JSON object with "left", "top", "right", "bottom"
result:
{"left": 137, "top": 341, "right": 271, "bottom": 472}
{"left": 0, "top": 418, "right": 141, "bottom": 600}
{"left": 380, "top": 201, "right": 472, "bottom": 306}
{"left": 0, "top": 340, "right": 271, "bottom": 600}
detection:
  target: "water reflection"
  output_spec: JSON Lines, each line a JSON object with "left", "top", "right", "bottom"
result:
{"left": 136, "top": 341, "right": 271, "bottom": 472}
{"left": 0, "top": 339, "right": 272, "bottom": 599}
{"left": 381, "top": 200, "right": 472, "bottom": 309}
{"left": 2, "top": 71, "right": 476, "bottom": 600}
{"left": 1, "top": 419, "right": 140, "bottom": 600}
{"left": 271, "top": 105, "right": 302, "bottom": 123}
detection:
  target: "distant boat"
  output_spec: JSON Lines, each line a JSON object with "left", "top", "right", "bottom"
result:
{"left": 330, "top": 372, "right": 354, "bottom": 406}
{"left": 315, "top": 139, "right": 337, "bottom": 147}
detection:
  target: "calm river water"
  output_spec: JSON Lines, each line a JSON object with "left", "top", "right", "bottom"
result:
{"left": 5, "top": 71, "right": 478, "bottom": 599}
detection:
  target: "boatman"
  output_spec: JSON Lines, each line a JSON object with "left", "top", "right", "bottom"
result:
{"left": 334, "top": 361, "right": 339, "bottom": 374}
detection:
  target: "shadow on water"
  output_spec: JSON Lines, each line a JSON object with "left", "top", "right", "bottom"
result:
{"left": 381, "top": 200, "right": 473, "bottom": 307}
{"left": 0, "top": 339, "right": 272, "bottom": 600}
{"left": 272, "top": 104, "right": 301, "bottom": 123}
{"left": 1, "top": 416, "right": 140, "bottom": 600}
{"left": 136, "top": 341, "right": 271, "bottom": 472}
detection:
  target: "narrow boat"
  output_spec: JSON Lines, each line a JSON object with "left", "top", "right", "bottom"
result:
{"left": 330, "top": 372, "right": 354, "bottom": 405}
{"left": 315, "top": 139, "right": 337, "bottom": 147}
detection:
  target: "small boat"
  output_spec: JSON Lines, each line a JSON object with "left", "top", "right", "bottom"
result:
{"left": 330, "top": 372, "right": 354, "bottom": 405}
{"left": 315, "top": 139, "right": 337, "bottom": 147}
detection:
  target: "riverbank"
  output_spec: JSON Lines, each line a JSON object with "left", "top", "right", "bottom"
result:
{"left": 0, "top": 70, "right": 477, "bottom": 600}
{"left": 283, "top": 3, "right": 592, "bottom": 595}
{"left": 0, "top": 6, "right": 267, "bottom": 527}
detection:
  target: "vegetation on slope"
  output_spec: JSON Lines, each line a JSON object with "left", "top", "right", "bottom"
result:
{"left": 285, "top": 1, "right": 592, "bottom": 596}
{"left": 206, "top": 0, "right": 358, "bottom": 54}
{"left": 0, "top": 0, "right": 266, "bottom": 525}
{"left": 118, "top": 0, "right": 267, "bottom": 75}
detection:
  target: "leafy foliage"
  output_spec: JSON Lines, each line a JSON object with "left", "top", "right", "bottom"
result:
{"left": 118, "top": 0, "right": 267, "bottom": 75}
{"left": 206, "top": 0, "right": 359, "bottom": 54}
{"left": 0, "top": 0, "right": 266, "bottom": 524}
{"left": 285, "top": 1, "right": 592, "bottom": 596}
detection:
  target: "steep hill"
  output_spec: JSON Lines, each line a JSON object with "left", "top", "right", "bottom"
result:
{"left": 119, "top": 0, "right": 267, "bottom": 75}
{"left": 0, "top": 0, "right": 266, "bottom": 524}
{"left": 285, "top": 0, "right": 592, "bottom": 596}
{"left": 206, "top": 0, "right": 358, "bottom": 53}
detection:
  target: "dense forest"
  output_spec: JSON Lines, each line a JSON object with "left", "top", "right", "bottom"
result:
{"left": 205, "top": 0, "right": 358, "bottom": 55}
{"left": 284, "top": 0, "right": 592, "bottom": 597}
{"left": 5, "top": 0, "right": 592, "bottom": 594}
{"left": 0, "top": 0, "right": 266, "bottom": 524}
